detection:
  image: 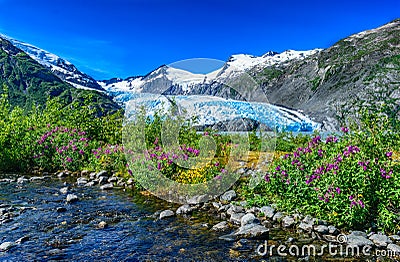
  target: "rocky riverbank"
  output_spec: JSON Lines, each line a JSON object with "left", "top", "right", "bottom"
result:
{"left": 1, "top": 170, "right": 400, "bottom": 261}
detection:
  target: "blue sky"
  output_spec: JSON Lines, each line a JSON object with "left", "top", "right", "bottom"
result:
{"left": 0, "top": 0, "right": 399, "bottom": 79}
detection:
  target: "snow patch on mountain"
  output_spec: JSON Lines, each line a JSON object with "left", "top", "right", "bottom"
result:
{"left": 2, "top": 35, "right": 104, "bottom": 92}
{"left": 99, "top": 49, "right": 321, "bottom": 93}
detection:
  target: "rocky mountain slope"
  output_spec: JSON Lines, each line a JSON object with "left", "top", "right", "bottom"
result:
{"left": 0, "top": 36, "right": 119, "bottom": 113}
{"left": 252, "top": 19, "right": 400, "bottom": 130}
{"left": 2, "top": 35, "right": 105, "bottom": 92}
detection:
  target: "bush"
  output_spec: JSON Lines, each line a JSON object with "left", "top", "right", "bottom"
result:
{"left": 247, "top": 90, "right": 400, "bottom": 232}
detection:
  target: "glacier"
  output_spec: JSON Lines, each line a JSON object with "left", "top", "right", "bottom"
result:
{"left": 112, "top": 91, "right": 321, "bottom": 132}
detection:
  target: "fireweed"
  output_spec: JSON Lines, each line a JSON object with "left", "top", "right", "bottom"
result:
{"left": 248, "top": 128, "right": 400, "bottom": 232}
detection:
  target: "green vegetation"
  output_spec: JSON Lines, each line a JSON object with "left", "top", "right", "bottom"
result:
{"left": 242, "top": 87, "right": 400, "bottom": 233}
{"left": 0, "top": 83, "right": 124, "bottom": 173}
{"left": 310, "top": 76, "right": 321, "bottom": 91}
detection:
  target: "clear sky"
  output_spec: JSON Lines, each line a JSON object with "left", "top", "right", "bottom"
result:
{"left": 0, "top": 0, "right": 398, "bottom": 80}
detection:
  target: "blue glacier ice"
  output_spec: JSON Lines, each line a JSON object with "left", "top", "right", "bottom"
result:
{"left": 110, "top": 91, "right": 320, "bottom": 132}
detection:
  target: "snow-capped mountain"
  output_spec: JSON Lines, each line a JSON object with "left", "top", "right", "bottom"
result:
{"left": 2, "top": 35, "right": 105, "bottom": 92}
{"left": 98, "top": 49, "right": 321, "bottom": 94}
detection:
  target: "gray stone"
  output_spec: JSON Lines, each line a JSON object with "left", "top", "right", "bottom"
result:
{"left": 282, "top": 216, "right": 295, "bottom": 228}
{"left": 230, "top": 212, "right": 246, "bottom": 225}
{"left": 212, "top": 202, "right": 222, "bottom": 209}
{"left": 176, "top": 204, "right": 195, "bottom": 215}
{"left": 241, "top": 213, "right": 256, "bottom": 227}
{"left": 98, "top": 221, "right": 108, "bottom": 229}
{"left": 159, "top": 210, "right": 175, "bottom": 219}
{"left": 96, "top": 170, "right": 109, "bottom": 178}
{"left": 108, "top": 176, "right": 118, "bottom": 183}
{"left": 66, "top": 194, "right": 79, "bottom": 203}
{"left": 212, "top": 221, "right": 229, "bottom": 231}
{"left": 220, "top": 190, "right": 236, "bottom": 202}
{"left": 186, "top": 194, "right": 208, "bottom": 204}
{"left": 57, "top": 172, "right": 68, "bottom": 178}
{"left": 227, "top": 205, "right": 245, "bottom": 216}
{"left": 218, "top": 204, "right": 230, "bottom": 212}
{"left": 314, "top": 225, "right": 329, "bottom": 234}
{"left": 346, "top": 233, "right": 374, "bottom": 247}
{"left": 85, "top": 181, "right": 96, "bottom": 187}
{"left": 30, "top": 176, "right": 45, "bottom": 182}
{"left": 100, "top": 183, "right": 113, "bottom": 190}
{"left": 369, "top": 233, "right": 392, "bottom": 247}
{"left": 17, "top": 177, "right": 29, "bottom": 184}
{"left": 246, "top": 206, "right": 259, "bottom": 214}
{"left": 328, "top": 225, "right": 338, "bottom": 235}
{"left": 59, "top": 187, "right": 69, "bottom": 194}
{"left": 0, "top": 242, "right": 15, "bottom": 252}
{"left": 389, "top": 235, "right": 400, "bottom": 241}
{"left": 98, "top": 176, "right": 108, "bottom": 185}
{"left": 126, "top": 178, "right": 134, "bottom": 185}
{"left": 272, "top": 212, "right": 283, "bottom": 222}
{"left": 350, "top": 231, "right": 368, "bottom": 238}
{"left": 387, "top": 243, "right": 400, "bottom": 253}
{"left": 259, "top": 206, "right": 275, "bottom": 219}
{"left": 76, "top": 177, "right": 88, "bottom": 186}
{"left": 81, "top": 170, "right": 90, "bottom": 176}
{"left": 299, "top": 222, "right": 313, "bottom": 232}
{"left": 234, "top": 223, "right": 269, "bottom": 239}
{"left": 89, "top": 172, "right": 97, "bottom": 179}
{"left": 302, "top": 215, "right": 315, "bottom": 225}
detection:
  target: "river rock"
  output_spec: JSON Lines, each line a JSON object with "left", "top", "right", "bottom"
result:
{"left": 17, "top": 177, "right": 29, "bottom": 184}
{"left": 186, "top": 194, "right": 208, "bottom": 204}
{"left": 234, "top": 223, "right": 269, "bottom": 239}
{"left": 66, "top": 194, "right": 79, "bottom": 203}
{"left": 96, "top": 170, "right": 109, "bottom": 178}
{"left": 98, "top": 221, "right": 108, "bottom": 229}
{"left": 159, "top": 210, "right": 175, "bottom": 219}
{"left": 346, "top": 232, "right": 374, "bottom": 247}
{"left": 212, "top": 221, "right": 229, "bottom": 231}
{"left": 259, "top": 206, "right": 275, "bottom": 219}
{"left": 126, "top": 178, "right": 134, "bottom": 185}
{"left": 220, "top": 190, "right": 236, "bottom": 202}
{"left": 227, "top": 205, "right": 245, "bottom": 216}
{"left": 388, "top": 243, "right": 400, "bottom": 253}
{"left": 218, "top": 204, "right": 230, "bottom": 212}
{"left": 314, "top": 225, "right": 329, "bottom": 234}
{"left": 30, "top": 176, "right": 45, "bottom": 182}
{"left": 76, "top": 177, "right": 88, "bottom": 186}
{"left": 176, "top": 204, "right": 195, "bottom": 215}
{"left": 60, "top": 187, "right": 69, "bottom": 194}
{"left": 282, "top": 216, "right": 295, "bottom": 228}
{"left": 369, "top": 233, "right": 392, "bottom": 247}
{"left": 230, "top": 213, "right": 246, "bottom": 225}
{"left": 85, "top": 181, "right": 96, "bottom": 187}
{"left": 98, "top": 176, "right": 108, "bottom": 185}
{"left": 100, "top": 183, "right": 114, "bottom": 190}
{"left": 241, "top": 213, "right": 256, "bottom": 227}
{"left": 272, "top": 212, "right": 283, "bottom": 222}
{"left": 81, "top": 170, "right": 90, "bottom": 176}
{"left": 57, "top": 171, "right": 68, "bottom": 178}
{"left": 108, "top": 176, "right": 118, "bottom": 183}
{"left": 0, "top": 242, "right": 15, "bottom": 252}
{"left": 328, "top": 225, "right": 338, "bottom": 235}
{"left": 389, "top": 235, "right": 400, "bottom": 242}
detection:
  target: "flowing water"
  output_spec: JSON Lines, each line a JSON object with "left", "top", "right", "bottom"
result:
{"left": 0, "top": 174, "right": 379, "bottom": 261}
